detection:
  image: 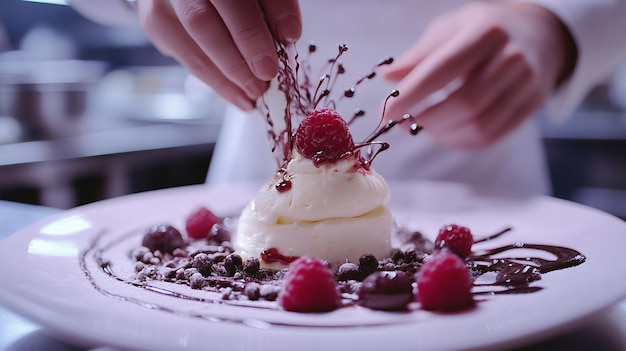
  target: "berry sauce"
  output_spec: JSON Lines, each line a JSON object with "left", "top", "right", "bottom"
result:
{"left": 260, "top": 247, "right": 299, "bottom": 265}
{"left": 274, "top": 171, "right": 292, "bottom": 193}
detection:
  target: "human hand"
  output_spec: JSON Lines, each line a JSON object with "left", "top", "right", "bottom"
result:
{"left": 136, "top": 0, "right": 302, "bottom": 111}
{"left": 383, "top": 2, "right": 576, "bottom": 148}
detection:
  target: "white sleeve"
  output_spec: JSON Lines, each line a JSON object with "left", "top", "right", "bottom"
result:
{"left": 520, "top": 0, "right": 626, "bottom": 121}
{"left": 67, "top": 0, "right": 139, "bottom": 27}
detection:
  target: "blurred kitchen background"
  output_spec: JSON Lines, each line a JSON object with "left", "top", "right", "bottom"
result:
{"left": 0, "top": 0, "right": 225, "bottom": 209}
{"left": 0, "top": 0, "right": 625, "bottom": 219}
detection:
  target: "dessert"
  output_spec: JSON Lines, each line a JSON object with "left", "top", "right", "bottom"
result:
{"left": 80, "top": 43, "right": 587, "bottom": 320}
{"left": 233, "top": 43, "right": 419, "bottom": 270}
{"left": 234, "top": 108, "right": 394, "bottom": 269}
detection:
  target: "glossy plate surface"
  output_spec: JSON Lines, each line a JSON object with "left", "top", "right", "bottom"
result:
{"left": 1, "top": 181, "right": 625, "bottom": 351}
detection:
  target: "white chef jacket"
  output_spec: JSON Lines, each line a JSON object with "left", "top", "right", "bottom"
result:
{"left": 70, "top": 0, "right": 626, "bottom": 196}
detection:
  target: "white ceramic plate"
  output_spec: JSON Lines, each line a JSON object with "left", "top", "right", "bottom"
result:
{"left": 1, "top": 181, "right": 625, "bottom": 351}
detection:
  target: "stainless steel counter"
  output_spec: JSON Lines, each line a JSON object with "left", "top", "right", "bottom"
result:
{"left": 0, "top": 61, "right": 225, "bottom": 209}
{"left": 0, "top": 118, "right": 222, "bottom": 208}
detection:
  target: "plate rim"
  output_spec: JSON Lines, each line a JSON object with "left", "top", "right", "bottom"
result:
{"left": 1, "top": 181, "right": 626, "bottom": 351}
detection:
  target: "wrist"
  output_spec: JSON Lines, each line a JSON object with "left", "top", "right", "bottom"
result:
{"left": 518, "top": 3, "right": 578, "bottom": 88}
{"left": 539, "top": 6, "right": 577, "bottom": 87}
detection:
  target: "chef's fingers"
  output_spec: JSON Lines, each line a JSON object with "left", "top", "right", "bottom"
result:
{"left": 416, "top": 44, "right": 527, "bottom": 134}
{"left": 258, "top": 0, "right": 302, "bottom": 44}
{"left": 169, "top": 0, "right": 267, "bottom": 98}
{"left": 435, "top": 67, "right": 543, "bottom": 149}
{"left": 383, "top": 25, "right": 508, "bottom": 122}
{"left": 383, "top": 15, "right": 461, "bottom": 82}
{"left": 473, "top": 73, "right": 544, "bottom": 146}
{"left": 210, "top": 0, "right": 279, "bottom": 80}
{"left": 138, "top": 0, "right": 255, "bottom": 110}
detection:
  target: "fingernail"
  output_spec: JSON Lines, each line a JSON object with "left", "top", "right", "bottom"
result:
{"left": 244, "top": 80, "right": 267, "bottom": 99}
{"left": 275, "top": 14, "right": 302, "bottom": 44}
{"left": 251, "top": 55, "right": 278, "bottom": 81}
{"left": 234, "top": 95, "right": 255, "bottom": 111}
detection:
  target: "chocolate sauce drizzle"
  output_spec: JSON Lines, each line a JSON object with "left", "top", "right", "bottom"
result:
{"left": 468, "top": 227, "right": 585, "bottom": 294}
{"left": 79, "top": 225, "right": 586, "bottom": 329}
{"left": 473, "top": 243, "right": 585, "bottom": 290}
{"left": 79, "top": 229, "right": 403, "bottom": 329}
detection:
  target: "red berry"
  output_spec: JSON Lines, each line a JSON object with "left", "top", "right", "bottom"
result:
{"left": 435, "top": 224, "right": 474, "bottom": 259}
{"left": 294, "top": 108, "right": 354, "bottom": 165}
{"left": 278, "top": 256, "right": 340, "bottom": 312}
{"left": 185, "top": 207, "right": 221, "bottom": 240}
{"left": 416, "top": 251, "right": 474, "bottom": 311}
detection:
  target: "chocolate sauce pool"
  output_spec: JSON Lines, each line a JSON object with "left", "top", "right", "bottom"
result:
{"left": 79, "top": 224, "right": 586, "bottom": 328}
{"left": 466, "top": 227, "right": 585, "bottom": 294}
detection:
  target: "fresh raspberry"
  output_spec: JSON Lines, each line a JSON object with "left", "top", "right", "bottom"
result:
{"left": 294, "top": 108, "right": 354, "bottom": 165}
{"left": 434, "top": 224, "right": 474, "bottom": 259}
{"left": 278, "top": 256, "right": 340, "bottom": 312}
{"left": 416, "top": 251, "right": 474, "bottom": 311}
{"left": 185, "top": 207, "right": 221, "bottom": 240}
